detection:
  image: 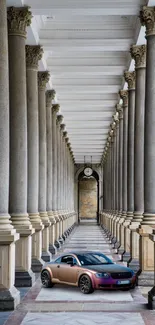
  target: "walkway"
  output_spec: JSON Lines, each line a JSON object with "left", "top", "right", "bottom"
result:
{"left": 1, "top": 221, "right": 155, "bottom": 325}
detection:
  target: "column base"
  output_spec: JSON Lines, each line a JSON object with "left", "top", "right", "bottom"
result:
{"left": 31, "top": 257, "right": 45, "bottom": 272}
{"left": 117, "top": 246, "right": 125, "bottom": 255}
{"left": 114, "top": 241, "right": 120, "bottom": 249}
{"left": 49, "top": 244, "right": 57, "bottom": 255}
{"left": 55, "top": 240, "right": 61, "bottom": 249}
{"left": 41, "top": 250, "right": 52, "bottom": 262}
{"left": 111, "top": 236, "right": 117, "bottom": 245}
{"left": 15, "top": 269, "right": 35, "bottom": 287}
{"left": 62, "top": 233, "right": 66, "bottom": 241}
{"left": 122, "top": 251, "right": 131, "bottom": 263}
{"left": 59, "top": 236, "right": 64, "bottom": 244}
{"left": 138, "top": 271, "right": 154, "bottom": 286}
{"left": 127, "top": 258, "right": 140, "bottom": 274}
{"left": 148, "top": 286, "right": 155, "bottom": 310}
{"left": 0, "top": 286, "right": 20, "bottom": 311}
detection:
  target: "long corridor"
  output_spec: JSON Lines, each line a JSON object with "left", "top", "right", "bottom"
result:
{"left": 1, "top": 221, "right": 155, "bottom": 325}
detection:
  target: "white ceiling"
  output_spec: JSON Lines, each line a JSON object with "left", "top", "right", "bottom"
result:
{"left": 7, "top": 0, "right": 150, "bottom": 163}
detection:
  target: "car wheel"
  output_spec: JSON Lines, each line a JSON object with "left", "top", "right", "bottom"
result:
{"left": 79, "top": 274, "right": 94, "bottom": 294}
{"left": 41, "top": 270, "right": 54, "bottom": 288}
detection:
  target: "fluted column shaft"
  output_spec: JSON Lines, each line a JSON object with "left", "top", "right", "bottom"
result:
{"left": 8, "top": 6, "right": 34, "bottom": 287}
{"left": 116, "top": 106, "right": 123, "bottom": 245}
{"left": 0, "top": 1, "right": 19, "bottom": 309}
{"left": 26, "top": 46, "right": 44, "bottom": 271}
{"left": 46, "top": 90, "right": 57, "bottom": 255}
{"left": 118, "top": 90, "right": 128, "bottom": 254}
{"left": 52, "top": 105, "right": 59, "bottom": 212}
{"left": 38, "top": 72, "right": 51, "bottom": 261}
{"left": 128, "top": 45, "right": 146, "bottom": 271}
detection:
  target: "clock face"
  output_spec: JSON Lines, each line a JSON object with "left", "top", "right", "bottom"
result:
{"left": 84, "top": 167, "right": 93, "bottom": 177}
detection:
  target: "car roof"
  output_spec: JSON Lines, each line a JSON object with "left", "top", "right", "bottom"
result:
{"left": 59, "top": 251, "right": 105, "bottom": 256}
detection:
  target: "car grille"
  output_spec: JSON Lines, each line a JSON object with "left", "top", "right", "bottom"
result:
{"left": 111, "top": 272, "right": 132, "bottom": 279}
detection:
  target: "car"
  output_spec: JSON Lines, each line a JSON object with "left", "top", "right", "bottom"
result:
{"left": 41, "top": 251, "right": 136, "bottom": 294}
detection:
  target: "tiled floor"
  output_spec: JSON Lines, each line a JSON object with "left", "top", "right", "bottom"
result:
{"left": 1, "top": 220, "right": 155, "bottom": 325}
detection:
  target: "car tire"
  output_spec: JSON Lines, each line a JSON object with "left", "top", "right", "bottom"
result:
{"left": 79, "top": 274, "right": 94, "bottom": 294}
{"left": 41, "top": 270, "right": 54, "bottom": 288}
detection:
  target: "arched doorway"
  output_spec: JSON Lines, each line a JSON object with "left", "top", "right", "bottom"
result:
{"left": 78, "top": 170, "right": 99, "bottom": 223}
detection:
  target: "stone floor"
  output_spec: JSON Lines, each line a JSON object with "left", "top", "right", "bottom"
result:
{"left": 1, "top": 220, "right": 155, "bottom": 325}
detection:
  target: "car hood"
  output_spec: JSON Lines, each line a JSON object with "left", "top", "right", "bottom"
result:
{"left": 82, "top": 264, "right": 133, "bottom": 273}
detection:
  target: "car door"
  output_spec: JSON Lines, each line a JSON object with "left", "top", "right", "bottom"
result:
{"left": 57, "top": 255, "right": 79, "bottom": 284}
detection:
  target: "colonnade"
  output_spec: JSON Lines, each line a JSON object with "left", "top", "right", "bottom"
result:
{"left": 100, "top": 5, "right": 155, "bottom": 309}
{"left": 0, "top": 3, "right": 76, "bottom": 310}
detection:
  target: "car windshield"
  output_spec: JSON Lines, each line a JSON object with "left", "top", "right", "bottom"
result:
{"left": 76, "top": 253, "right": 113, "bottom": 266}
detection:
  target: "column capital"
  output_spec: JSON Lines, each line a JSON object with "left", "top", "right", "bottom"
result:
{"left": 52, "top": 103, "right": 60, "bottom": 114}
{"left": 57, "top": 115, "right": 63, "bottom": 125}
{"left": 26, "top": 45, "right": 43, "bottom": 70}
{"left": 119, "top": 90, "right": 128, "bottom": 107}
{"left": 63, "top": 131, "right": 68, "bottom": 138}
{"left": 130, "top": 45, "right": 146, "bottom": 69}
{"left": 124, "top": 71, "right": 136, "bottom": 90}
{"left": 116, "top": 104, "right": 123, "bottom": 119}
{"left": 38, "top": 71, "right": 50, "bottom": 89}
{"left": 46, "top": 89, "right": 56, "bottom": 107}
{"left": 7, "top": 6, "right": 32, "bottom": 38}
{"left": 65, "top": 137, "right": 69, "bottom": 144}
{"left": 140, "top": 6, "right": 155, "bottom": 37}
{"left": 60, "top": 123, "right": 66, "bottom": 132}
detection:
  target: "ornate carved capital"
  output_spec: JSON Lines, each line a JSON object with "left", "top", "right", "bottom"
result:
{"left": 57, "top": 115, "right": 63, "bottom": 125}
{"left": 38, "top": 71, "right": 50, "bottom": 89}
{"left": 65, "top": 137, "right": 69, "bottom": 143}
{"left": 119, "top": 90, "right": 128, "bottom": 107}
{"left": 52, "top": 103, "right": 60, "bottom": 114}
{"left": 46, "top": 90, "right": 56, "bottom": 107}
{"left": 109, "top": 129, "right": 114, "bottom": 137}
{"left": 63, "top": 131, "right": 68, "bottom": 138}
{"left": 130, "top": 45, "right": 146, "bottom": 69}
{"left": 7, "top": 6, "right": 32, "bottom": 37}
{"left": 140, "top": 6, "right": 155, "bottom": 37}
{"left": 116, "top": 104, "right": 123, "bottom": 120}
{"left": 26, "top": 45, "right": 43, "bottom": 70}
{"left": 124, "top": 71, "right": 136, "bottom": 90}
{"left": 60, "top": 124, "right": 66, "bottom": 132}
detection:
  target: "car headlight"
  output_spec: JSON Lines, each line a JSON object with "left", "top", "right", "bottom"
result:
{"left": 95, "top": 272, "right": 110, "bottom": 278}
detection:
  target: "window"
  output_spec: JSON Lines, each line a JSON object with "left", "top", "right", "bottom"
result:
{"left": 76, "top": 253, "right": 113, "bottom": 266}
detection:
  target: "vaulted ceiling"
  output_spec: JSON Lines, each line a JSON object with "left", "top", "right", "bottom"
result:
{"left": 7, "top": 0, "right": 149, "bottom": 163}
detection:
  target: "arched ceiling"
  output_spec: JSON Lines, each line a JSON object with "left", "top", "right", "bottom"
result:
{"left": 7, "top": 0, "right": 149, "bottom": 163}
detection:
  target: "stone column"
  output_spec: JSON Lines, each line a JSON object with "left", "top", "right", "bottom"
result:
{"left": 116, "top": 105, "right": 123, "bottom": 249}
{"left": 26, "top": 45, "right": 44, "bottom": 272}
{"left": 60, "top": 124, "right": 66, "bottom": 239}
{"left": 38, "top": 71, "right": 51, "bottom": 262}
{"left": 122, "top": 71, "right": 136, "bottom": 262}
{"left": 137, "top": 6, "right": 155, "bottom": 290}
{"left": 0, "top": 1, "right": 20, "bottom": 310}
{"left": 118, "top": 90, "right": 128, "bottom": 255}
{"left": 52, "top": 104, "right": 61, "bottom": 248}
{"left": 110, "top": 121, "right": 116, "bottom": 239}
{"left": 57, "top": 115, "right": 64, "bottom": 243}
{"left": 129, "top": 45, "right": 146, "bottom": 271}
{"left": 46, "top": 90, "right": 57, "bottom": 256}
{"left": 8, "top": 6, "right": 35, "bottom": 287}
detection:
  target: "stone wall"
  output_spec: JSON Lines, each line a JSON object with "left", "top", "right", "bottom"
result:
{"left": 79, "top": 178, "right": 97, "bottom": 219}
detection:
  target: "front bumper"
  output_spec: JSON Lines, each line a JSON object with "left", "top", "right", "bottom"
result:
{"left": 94, "top": 275, "right": 136, "bottom": 290}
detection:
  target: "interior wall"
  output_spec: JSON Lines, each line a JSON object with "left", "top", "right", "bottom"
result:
{"left": 79, "top": 178, "right": 97, "bottom": 219}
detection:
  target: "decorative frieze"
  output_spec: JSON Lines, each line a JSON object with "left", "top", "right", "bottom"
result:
{"left": 140, "top": 6, "right": 155, "bottom": 37}
{"left": 38, "top": 71, "right": 50, "bottom": 89}
{"left": 26, "top": 45, "right": 43, "bottom": 70}
{"left": 7, "top": 6, "right": 32, "bottom": 37}
{"left": 130, "top": 45, "right": 146, "bottom": 69}
{"left": 124, "top": 71, "right": 136, "bottom": 90}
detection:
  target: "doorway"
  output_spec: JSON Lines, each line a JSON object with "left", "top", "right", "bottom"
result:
{"left": 78, "top": 170, "right": 99, "bottom": 223}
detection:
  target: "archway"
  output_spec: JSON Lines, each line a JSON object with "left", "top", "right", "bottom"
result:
{"left": 78, "top": 170, "right": 99, "bottom": 223}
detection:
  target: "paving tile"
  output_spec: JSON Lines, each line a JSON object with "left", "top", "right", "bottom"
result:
{"left": 36, "top": 286, "right": 133, "bottom": 302}
{"left": 21, "top": 312, "right": 145, "bottom": 325}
